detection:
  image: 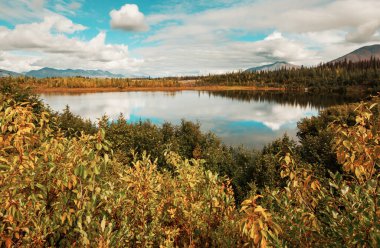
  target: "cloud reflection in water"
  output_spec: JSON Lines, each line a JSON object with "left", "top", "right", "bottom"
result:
{"left": 41, "top": 91, "right": 319, "bottom": 148}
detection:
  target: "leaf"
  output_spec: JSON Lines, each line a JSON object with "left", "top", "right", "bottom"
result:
{"left": 86, "top": 215, "right": 91, "bottom": 224}
{"left": 96, "top": 143, "right": 102, "bottom": 151}
{"left": 369, "top": 103, "right": 377, "bottom": 109}
{"left": 343, "top": 140, "right": 351, "bottom": 149}
{"left": 104, "top": 154, "right": 109, "bottom": 164}
{"left": 284, "top": 155, "right": 291, "bottom": 165}
{"left": 101, "top": 216, "right": 106, "bottom": 232}
{"left": 61, "top": 213, "right": 67, "bottom": 224}
{"left": 5, "top": 238, "right": 12, "bottom": 248}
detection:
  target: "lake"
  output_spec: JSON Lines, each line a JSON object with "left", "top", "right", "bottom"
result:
{"left": 40, "top": 90, "right": 362, "bottom": 149}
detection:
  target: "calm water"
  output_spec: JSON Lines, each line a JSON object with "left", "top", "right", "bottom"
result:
{"left": 40, "top": 90, "right": 362, "bottom": 149}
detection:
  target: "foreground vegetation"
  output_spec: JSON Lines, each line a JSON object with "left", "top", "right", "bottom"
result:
{"left": 0, "top": 84, "right": 379, "bottom": 247}
{"left": 2, "top": 59, "right": 380, "bottom": 93}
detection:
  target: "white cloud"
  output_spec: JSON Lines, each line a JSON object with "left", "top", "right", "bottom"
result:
{"left": 346, "top": 20, "right": 380, "bottom": 43}
{"left": 0, "top": 51, "right": 40, "bottom": 72}
{"left": 53, "top": 0, "right": 83, "bottom": 15}
{"left": 0, "top": 0, "right": 45, "bottom": 23}
{"left": 110, "top": 4, "right": 148, "bottom": 32}
{"left": 1, "top": 0, "right": 380, "bottom": 76}
{"left": 0, "top": 13, "right": 87, "bottom": 50}
{"left": 134, "top": 30, "right": 316, "bottom": 77}
{"left": 130, "top": 0, "right": 380, "bottom": 76}
{"left": 0, "top": 13, "right": 142, "bottom": 73}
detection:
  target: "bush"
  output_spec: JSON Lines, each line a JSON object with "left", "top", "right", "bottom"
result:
{"left": 1, "top": 92, "right": 379, "bottom": 247}
{"left": 241, "top": 98, "right": 380, "bottom": 247}
{"left": 0, "top": 95, "right": 240, "bottom": 247}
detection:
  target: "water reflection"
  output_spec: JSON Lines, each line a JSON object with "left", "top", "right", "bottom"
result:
{"left": 205, "top": 90, "right": 365, "bottom": 109}
{"left": 40, "top": 90, "right": 362, "bottom": 148}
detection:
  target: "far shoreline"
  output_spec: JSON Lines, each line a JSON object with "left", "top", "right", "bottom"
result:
{"left": 33, "top": 85, "right": 287, "bottom": 94}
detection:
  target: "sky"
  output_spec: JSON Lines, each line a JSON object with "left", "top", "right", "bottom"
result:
{"left": 0, "top": 0, "right": 380, "bottom": 76}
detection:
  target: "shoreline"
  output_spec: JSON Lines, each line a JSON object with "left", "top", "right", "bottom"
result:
{"left": 33, "top": 85, "right": 286, "bottom": 94}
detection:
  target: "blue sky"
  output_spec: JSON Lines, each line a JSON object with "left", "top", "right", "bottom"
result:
{"left": 0, "top": 0, "right": 379, "bottom": 76}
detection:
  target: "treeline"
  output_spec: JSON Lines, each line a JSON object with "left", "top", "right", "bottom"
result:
{"left": 1, "top": 84, "right": 379, "bottom": 246}
{"left": 197, "top": 59, "right": 380, "bottom": 91}
{"left": 2, "top": 59, "right": 380, "bottom": 92}
{"left": 0, "top": 76, "right": 181, "bottom": 89}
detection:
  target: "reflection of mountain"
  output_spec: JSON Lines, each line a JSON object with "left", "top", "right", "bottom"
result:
{"left": 205, "top": 91, "right": 365, "bottom": 109}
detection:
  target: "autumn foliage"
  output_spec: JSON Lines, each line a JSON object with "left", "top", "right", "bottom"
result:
{"left": 0, "top": 90, "right": 379, "bottom": 247}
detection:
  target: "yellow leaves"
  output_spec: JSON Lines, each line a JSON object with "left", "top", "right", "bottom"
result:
{"left": 71, "top": 175, "right": 77, "bottom": 187}
{"left": 284, "top": 154, "right": 291, "bottom": 165}
{"left": 101, "top": 216, "right": 106, "bottom": 232}
{"left": 95, "top": 187, "right": 101, "bottom": 194}
{"left": 167, "top": 208, "right": 176, "bottom": 219}
{"left": 86, "top": 215, "right": 91, "bottom": 224}
{"left": 104, "top": 153, "right": 109, "bottom": 164}
{"left": 343, "top": 140, "right": 351, "bottom": 149}
{"left": 369, "top": 102, "right": 378, "bottom": 109}
{"left": 61, "top": 213, "right": 67, "bottom": 224}
{"left": 331, "top": 99, "right": 380, "bottom": 182}
{"left": 240, "top": 195, "right": 280, "bottom": 247}
{"left": 310, "top": 180, "right": 321, "bottom": 191}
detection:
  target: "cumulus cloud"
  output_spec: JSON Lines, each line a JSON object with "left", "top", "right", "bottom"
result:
{"left": 0, "top": 51, "right": 40, "bottom": 73}
{"left": 110, "top": 4, "right": 148, "bottom": 32}
{"left": 1, "top": 0, "right": 380, "bottom": 76}
{"left": 0, "top": 13, "right": 87, "bottom": 50}
{"left": 0, "top": 13, "right": 141, "bottom": 73}
{"left": 131, "top": 0, "right": 380, "bottom": 76}
{"left": 135, "top": 30, "right": 315, "bottom": 77}
{"left": 346, "top": 20, "right": 380, "bottom": 43}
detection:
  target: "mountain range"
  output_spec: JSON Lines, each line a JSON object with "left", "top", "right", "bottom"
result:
{"left": 331, "top": 44, "right": 380, "bottom": 63}
{"left": 245, "top": 61, "right": 301, "bottom": 72}
{"left": 1, "top": 45, "right": 380, "bottom": 78}
{"left": 244, "top": 44, "right": 380, "bottom": 72}
{"left": 0, "top": 69, "right": 24, "bottom": 77}
{"left": 25, "top": 68, "right": 125, "bottom": 78}
{"left": 0, "top": 67, "right": 125, "bottom": 78}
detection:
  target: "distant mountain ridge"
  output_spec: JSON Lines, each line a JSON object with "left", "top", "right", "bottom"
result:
{"left": 0, "top": 69, "right": 24, "bottom": 77}
{"left": 2, "top": 45, "right": 380, "bottom": 79}
{"left": 245, "top": 61, "right": 301, "bottom": 72}
{"left": 331, "top": 44, "right": 380, "bottom": 63}
{"left": 25, "top": 67, "right": 125, "bottom": 78}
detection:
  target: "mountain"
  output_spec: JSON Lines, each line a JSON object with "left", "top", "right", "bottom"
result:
{"left": 25, "top": 67, "right": 125, "bottom": 78}
{"left": 331, "top": 44, "right": 380, "bottom": 63}
{"left": 0, "top": 69, "right": 24, "bottom": 77}
{"left": 245, "top": 61, "right": 301, "bottom": 72}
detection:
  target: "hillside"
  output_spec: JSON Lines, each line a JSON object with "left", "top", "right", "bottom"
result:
{"left": 25, "top": 67, "right": 125, "bottom": 78}
{"left": 245, "top": 61, "right": 301, "bottom": 72}
{"left": 331, "top": 44, "right": 380, "bottom": 63}
{"left": 0, "top": 69, "right": 24, "bottom": 77}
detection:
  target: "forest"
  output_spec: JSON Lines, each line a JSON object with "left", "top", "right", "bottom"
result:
{"left": 0, "top": 78, "right": 379, "bottom": 247}
{"left": 197, "top": 59, "right": 380, "bottom": 92}
{"left": 2, "top": 59, "right": 380, "bottom": 93}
